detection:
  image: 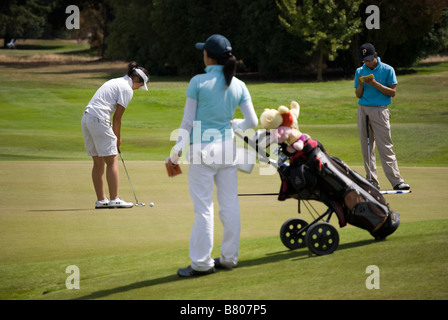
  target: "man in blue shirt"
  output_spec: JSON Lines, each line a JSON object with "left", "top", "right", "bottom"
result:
{"left": 354, "top": 43, "right": 410, "bottom": 191}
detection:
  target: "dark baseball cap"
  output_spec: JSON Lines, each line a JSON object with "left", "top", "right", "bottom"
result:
{"left": 195, "top": 34, "right": 232, "bottom": 58}
{"left": 360, "top": 43, "right": 376, "bottom": 61}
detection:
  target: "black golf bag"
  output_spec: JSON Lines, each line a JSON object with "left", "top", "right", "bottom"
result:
{"left": 277, "top": 138, "right": 400, "bottom": 244}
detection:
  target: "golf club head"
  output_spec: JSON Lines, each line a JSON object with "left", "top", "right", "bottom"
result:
{"left": 135, "top": 203, "right": 146, "bottom": 207}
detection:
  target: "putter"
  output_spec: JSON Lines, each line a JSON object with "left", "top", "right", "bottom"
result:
{"left": 366, "top": 115, "right": 374, "bottom": 185}
{"left": 119, "top": 152, "right": 146, "bottom": 207}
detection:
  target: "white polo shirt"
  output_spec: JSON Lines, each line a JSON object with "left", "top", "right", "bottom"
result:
{"left": 85, "top": 75, "right": 134, "bottom": 121}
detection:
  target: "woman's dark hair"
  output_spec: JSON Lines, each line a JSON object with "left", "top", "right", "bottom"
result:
{"left": 127, "top": 61, "right": 149, "bottom": 83}
{"left": 206, "top": 51, "right": 237, "bottom": 87}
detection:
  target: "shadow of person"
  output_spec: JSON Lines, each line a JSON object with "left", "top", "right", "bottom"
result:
{"left": 73, "top": 238, "right": 375, "bottom": 299}
{"left": 73, "top": 274, "right": 180, "bottom": 300}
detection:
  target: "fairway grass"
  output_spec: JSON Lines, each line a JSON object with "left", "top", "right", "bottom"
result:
{"left": 1, "top": 42, "right": 447, "bottom": 301}
{"left": 0, "top": 57, "right": 447, "bottom": 164}
{"left": 0, "top": 162, "right": 447, "bottom": 300}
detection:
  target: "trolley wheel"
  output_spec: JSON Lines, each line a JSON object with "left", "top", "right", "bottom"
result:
{"left": 305, "top": 222, "right": 339, "bottom": 255}
{"left": 280, "top": 218, "right": 309, "bottom": 250}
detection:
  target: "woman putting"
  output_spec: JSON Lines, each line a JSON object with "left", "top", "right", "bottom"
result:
{"left": 81, "top": 62, "right": 149, "bottom": 209}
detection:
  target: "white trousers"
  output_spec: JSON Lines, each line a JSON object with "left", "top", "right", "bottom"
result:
{"left": 187, "top": 142, "right": 240, "bottom": 271}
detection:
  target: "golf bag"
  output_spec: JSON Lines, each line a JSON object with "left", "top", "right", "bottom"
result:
{"left": 277, "top": 138, "right": 400, "bottom": 240}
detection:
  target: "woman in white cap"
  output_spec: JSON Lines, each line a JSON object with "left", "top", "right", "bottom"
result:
{"left": 168, "top": 35, "right": 258, "bottom": 277}
{"left": 81, "top": 61, "right": 149, "bottom": 209}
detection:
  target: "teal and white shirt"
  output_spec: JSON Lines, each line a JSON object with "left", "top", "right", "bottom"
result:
{"left": 173, "top": 65, "right": 257, "bottom": 155}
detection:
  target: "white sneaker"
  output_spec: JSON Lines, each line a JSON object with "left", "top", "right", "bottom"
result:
{"left": 109, "top": 198, "right": 134, "bottom": 209}
{"left": 95, "top": 198, "right": 109, "bottom": 209}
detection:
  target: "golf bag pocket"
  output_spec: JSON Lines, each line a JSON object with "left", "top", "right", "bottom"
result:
{"left": 347, "top": 201, "right": 388, "bottom": 232}
{"left": 290, "top": 164, "right": 317, "bottom": 191}
{"left": 370, "top": 211, "right": 400, "bottom": 240}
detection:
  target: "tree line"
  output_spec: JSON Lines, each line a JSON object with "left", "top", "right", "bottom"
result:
{"left": 1, "top": 0, "right": 447, "bottom": 80}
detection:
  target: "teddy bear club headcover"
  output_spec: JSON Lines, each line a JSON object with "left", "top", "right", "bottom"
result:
{"left": 260, "top": 101, "right": 307, "bottom": 154}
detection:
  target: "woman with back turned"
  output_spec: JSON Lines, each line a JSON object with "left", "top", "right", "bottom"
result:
{"left": 81, "top": 62, "right": 149, "bottom": 209}
{"left": 168, "top": 35, "right": 258, "bottom": 277}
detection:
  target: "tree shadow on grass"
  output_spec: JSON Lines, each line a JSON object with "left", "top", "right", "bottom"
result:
{"left": 15, "top": 44, "right": 65, "bottom": 51}
{"left": 72, "top": 239, "right": 375, "bottom": 300}
{"left": 29, "top": 209, "right": 92, "bottom": 212}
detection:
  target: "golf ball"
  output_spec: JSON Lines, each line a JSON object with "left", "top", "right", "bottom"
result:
{"left": 150, "top": 202, "right": 154, "bottom": 207}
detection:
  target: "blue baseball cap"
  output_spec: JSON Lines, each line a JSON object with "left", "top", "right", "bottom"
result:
{"left": 195, "top": 34, "right": 232, "bottom": 58}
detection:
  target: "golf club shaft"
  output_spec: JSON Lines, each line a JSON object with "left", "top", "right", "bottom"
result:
{"left": 119, "top": 152, "right": 139, "bottom": 204}
{"left": 239, "top": 191, "right": 411, "bottom": 196}
{"left": 366, "top": 115, "right": 372, "bottom": 182}
{"left": 234, "top": 130, "right": 275, "bottom": 167}
{"left": 238, "top": 193, "right": 278, "bottom": 196}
